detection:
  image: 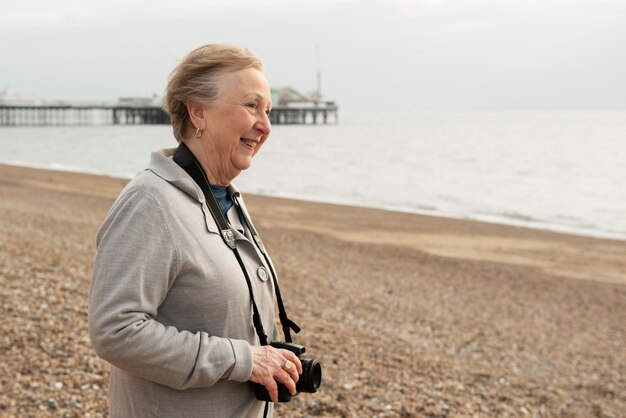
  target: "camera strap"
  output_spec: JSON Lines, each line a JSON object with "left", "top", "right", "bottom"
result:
{"left": 173, "top": 143, "right": 300, "bottom": 346}
{"left": 231, "top": 191, "right": 301, "bottom": 342}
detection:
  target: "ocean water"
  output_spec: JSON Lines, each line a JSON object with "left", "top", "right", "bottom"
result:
{"left": 1, "top": 111, "right": 625, "bottom": 240}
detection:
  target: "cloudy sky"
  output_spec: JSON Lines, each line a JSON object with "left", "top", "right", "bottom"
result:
{"left": 1, "top": 0, "right": 625, "bottom": 112}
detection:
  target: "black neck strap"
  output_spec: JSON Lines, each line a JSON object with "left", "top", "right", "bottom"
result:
{"left": 173, "top": 142, "right": 299, "bottom": 344}
{"left": 231, "top": 192, "right": 301, "bottom": 342}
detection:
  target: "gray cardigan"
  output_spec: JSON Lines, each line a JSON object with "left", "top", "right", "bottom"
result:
{"left": 88, "top": 149, "right": 279, "bottom": 418}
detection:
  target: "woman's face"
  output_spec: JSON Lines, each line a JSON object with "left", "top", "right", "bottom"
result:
{"left": 199, "top": 67, "right": 272, "bottom": 181}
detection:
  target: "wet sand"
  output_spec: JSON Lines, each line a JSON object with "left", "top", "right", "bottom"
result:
{"left": 0, "top": 163, "right": 624, "bottom": 417}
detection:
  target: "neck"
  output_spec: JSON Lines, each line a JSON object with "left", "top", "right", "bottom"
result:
{"left": 199, "top": 159, "right": 234, "bottom": 187}
{"left": 183, "top": 139, "right": 238, "bottom": 186}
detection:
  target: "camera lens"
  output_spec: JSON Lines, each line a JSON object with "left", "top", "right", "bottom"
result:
{"left": 296, "top": 358, "right": 322, "bottom": 393}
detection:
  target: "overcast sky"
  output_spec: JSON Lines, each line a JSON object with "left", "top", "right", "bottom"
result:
{"left": 1, "top": 0, "right": 625, "bottom": 112}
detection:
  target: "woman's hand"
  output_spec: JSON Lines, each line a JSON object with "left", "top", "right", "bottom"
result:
{"left": 249, "top": 345, "right": 303, "bottom": 402}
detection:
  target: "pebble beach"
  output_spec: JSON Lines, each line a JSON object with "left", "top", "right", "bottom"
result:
{"left": 1, "top": 163, "right": 625, "bottom": 417}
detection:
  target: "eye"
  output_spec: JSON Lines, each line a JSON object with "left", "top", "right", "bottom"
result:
{"left": 265, "top": 108, "right": 272, "bottom": 116}
{"left": 245, "top": 103, "right": 258, "bottom": 110}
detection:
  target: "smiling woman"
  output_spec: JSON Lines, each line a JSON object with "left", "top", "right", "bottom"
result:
{"left": 185, "top": 67, "right": 272, "bottom": 185}
{"left": 88, "top": 44, "right": 307, "bottom": 418}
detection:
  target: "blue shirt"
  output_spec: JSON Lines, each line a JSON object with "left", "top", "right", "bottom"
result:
{"left": 211, "top": 184, "right": 233, "bottom": 215}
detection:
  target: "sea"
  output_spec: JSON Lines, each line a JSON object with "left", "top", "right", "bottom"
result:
{"left": 1, "top": 110, "right": 625, "bottom": 241}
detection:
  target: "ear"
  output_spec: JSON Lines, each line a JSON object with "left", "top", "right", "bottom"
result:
{"left": 186, "top": 101, "right": 206, "bottom": 130}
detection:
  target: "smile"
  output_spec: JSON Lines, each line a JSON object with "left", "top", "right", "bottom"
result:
{"left": 240, "top": 138, "right": 257, "bottom": 149}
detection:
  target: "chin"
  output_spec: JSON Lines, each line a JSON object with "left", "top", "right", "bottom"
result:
{"left": 233, "top": 160, "right": 253, "bottom": 172}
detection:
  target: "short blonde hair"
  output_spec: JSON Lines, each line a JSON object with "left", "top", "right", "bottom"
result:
{"left": 164, "top": 44, "right": 264, "bottom": 142}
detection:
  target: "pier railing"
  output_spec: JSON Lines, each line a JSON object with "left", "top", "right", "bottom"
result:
{"left": 0, "top": 103, "right": 338, "bottom": 127}
{"left": 0, "top": 104, "right": 169, "bottom": 126}
{"left": 269, "top": 105, "right": 338, "bottom": 125}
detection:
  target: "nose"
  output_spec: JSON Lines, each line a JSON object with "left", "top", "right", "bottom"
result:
{"left": 255, "top": 113, "right": 271, "bottom": 136}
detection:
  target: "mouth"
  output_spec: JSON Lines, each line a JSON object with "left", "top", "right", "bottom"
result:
{"left": 240, "top": 138, "right": 258, "bottom": 150}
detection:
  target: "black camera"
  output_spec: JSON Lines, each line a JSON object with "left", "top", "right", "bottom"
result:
{"left": 255, "top": 341, "right": 322, "bottom": 402}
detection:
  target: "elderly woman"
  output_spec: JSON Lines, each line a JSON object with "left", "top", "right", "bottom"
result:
{"left": 88, "top": 44, "right": 303, "bottom": 418}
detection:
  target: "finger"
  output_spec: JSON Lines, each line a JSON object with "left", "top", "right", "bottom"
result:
{"left": 290, "top": 356, "right": 303, "bottom": 375}
{"left": 289, "top": 366, "right": 299, "bottom": 384}
{"left": 280, "top": 350, "right": 303, "bottom": 375}
{"left": 285, "top": 360, "right": 300, "bottom": 383}
{"left": 276, "top": 369, "right": 298, "bottom": 396}
{"left": 293, "top": 357, "right": 303, "bottom": 375}
{"left": 264, "top": 378, "right": 279, "bottom": 403}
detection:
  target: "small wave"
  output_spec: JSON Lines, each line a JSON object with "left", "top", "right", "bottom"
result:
{"left": 0, "top": 160, "right": 134, "bottom": 179}
{"left": 471, "top": 211, "right": 626, "bottom": 241}
{"left": 498, "top": 211, "right": 543, "bottom": 223}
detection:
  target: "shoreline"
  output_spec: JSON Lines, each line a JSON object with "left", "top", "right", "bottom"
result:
{"left": 1, "top": 163, "right": 625, "bottom": 417}
{"left": 2, "top": 160, "right": 625, "bottom": 243}
{"left": 2, "top": 162, "right": 625, "bottom": 287}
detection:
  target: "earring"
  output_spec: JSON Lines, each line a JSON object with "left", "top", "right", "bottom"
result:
{"left": 195, "top": 127, "right": 203, "bottom": 139}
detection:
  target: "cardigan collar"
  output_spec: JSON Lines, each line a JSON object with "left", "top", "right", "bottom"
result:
{"left": 147, "top": 148, "right": 243, "bottom": 235}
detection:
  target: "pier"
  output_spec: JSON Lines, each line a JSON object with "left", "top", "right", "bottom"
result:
{"left": 0, "top": 104, "right": 169, "bottom": 127}
{"left": 269, "top": 104, "right": 338, "bottom": 125}
{"left": 0, "top": 103, "right": 338, "bottom": 127}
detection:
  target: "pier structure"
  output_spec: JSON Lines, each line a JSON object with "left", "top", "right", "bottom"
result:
{"left": 0, "top": 103, "right": 338, "bottom": 127}
{"left": 0, "top": 104, "right": 170, "bottom": 127}
{"left": 269, "top": 85, "right": 339, "bottom": 125}
{"left": 1, "top": 83, "right": 338, "bottom": 127}
{"left": 269, "top": 103, "right": 338, "bottom": 125}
